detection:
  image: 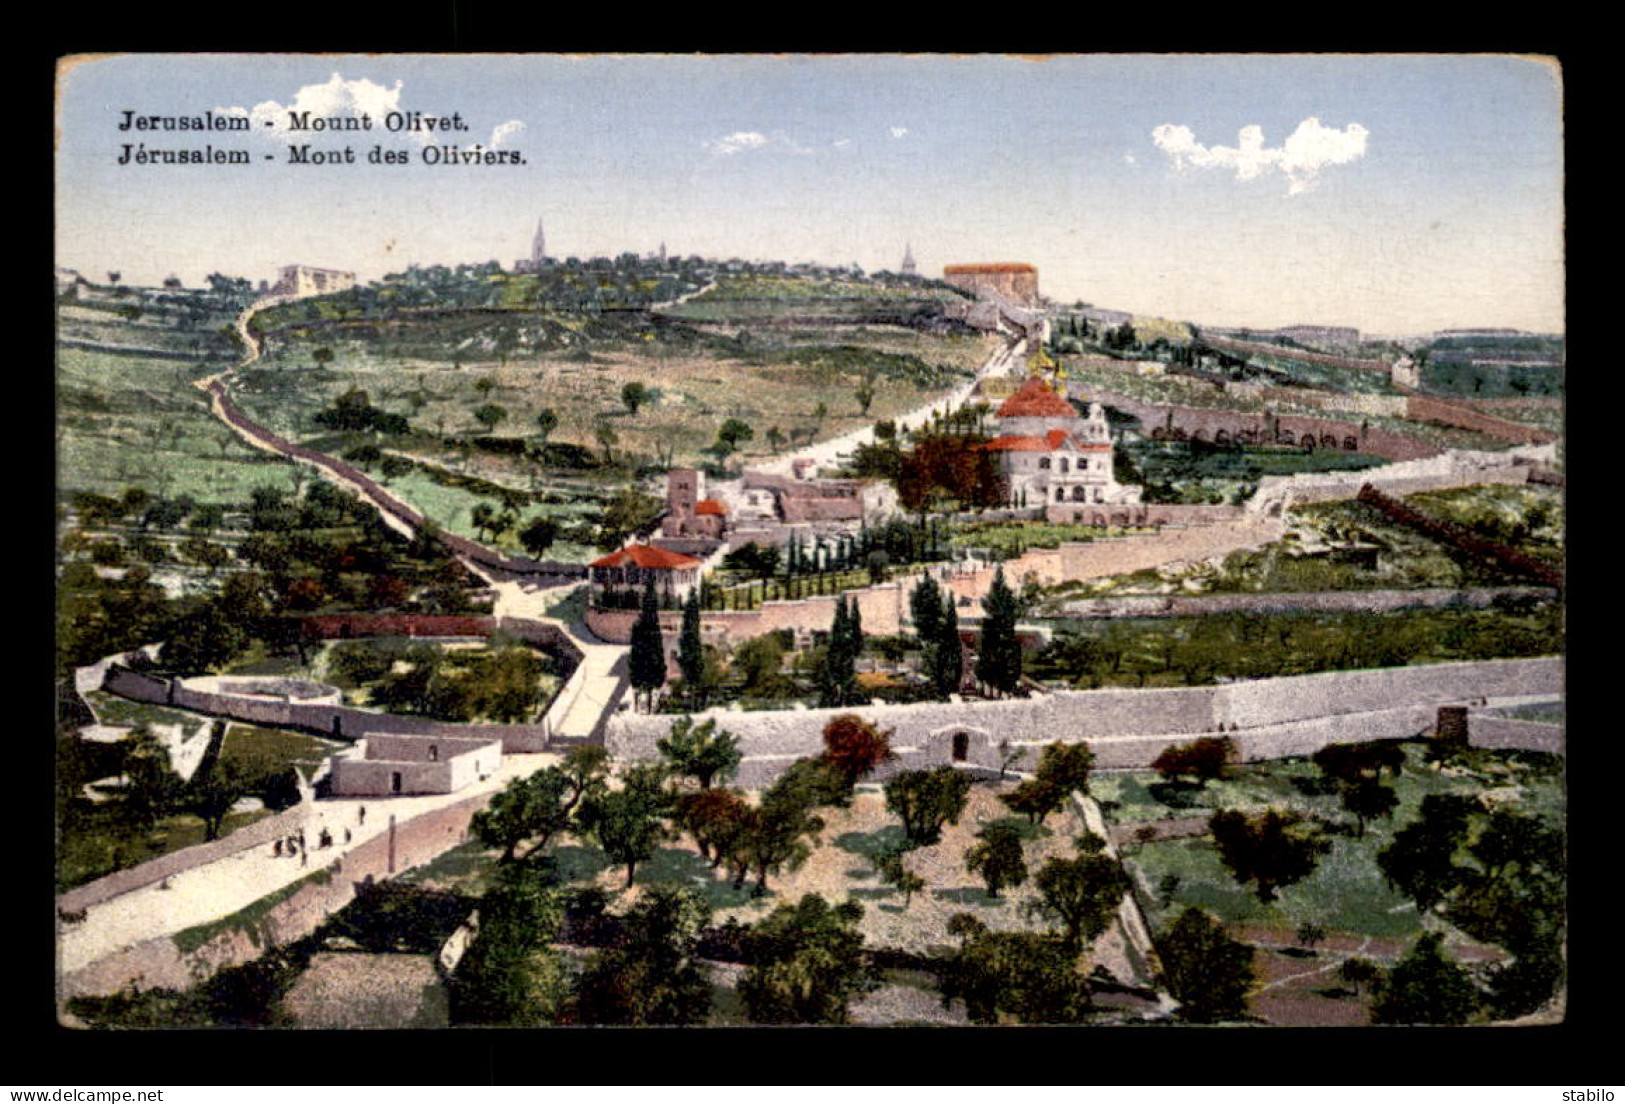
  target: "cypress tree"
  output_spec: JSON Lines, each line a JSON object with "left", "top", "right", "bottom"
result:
{"left": 977, "top": 567, "right": 1022, "bottom": 697}
{"left": 911, "top": 577, "right": 944, "bottom": 650}
{"left": 820, "top": 596, "right": 858, "bottom": 708}
{"left": 677, "top": 589, "right": 705, "bottom": 707}
{"left": 629, "top": 579, "right": 667, "bottom": 712}
{"left": 932, "top": 591, "right": 963, "bottom": 698}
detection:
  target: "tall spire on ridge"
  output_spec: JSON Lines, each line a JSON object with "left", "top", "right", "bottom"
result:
{"left": 532, "top": 219, "right": 547, "bottom": 266}
{"left": 901, "top": 243, "right": 918, "bottom": 277}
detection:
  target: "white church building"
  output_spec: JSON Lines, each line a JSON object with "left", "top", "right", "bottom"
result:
{"left": 983, "top": 375, "right": 1142, "bottom": 511}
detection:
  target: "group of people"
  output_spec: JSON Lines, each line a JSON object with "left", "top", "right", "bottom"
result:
{"left": 270, "top": 824, "right": 354, "bottom": 864}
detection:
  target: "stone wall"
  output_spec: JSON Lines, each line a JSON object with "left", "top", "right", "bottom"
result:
{"left": 1406, "top": 395, "right": 1557, "bottom": 445}
{"left": 1053, "top": 586, "right": 1558, "bottom": 620}
{"left": 606, "top": 657, "right": 1562, "bottom": 788}
{"left": 102, "top": 665, "right": 552, "bottom": 753}
{"left": 1463, "top": 713, "right": 1564, "bottom": 754}
{"left": 1257, "top": 388, "right": 1410, "bottom": 418}
{"left": 1042, "top": 503, "right": 1244, "bottom": 527}
{"left": 1250, "top": 447, "right": 1538, "bottom": 513}
{"left": 1074, "top": 382, "right": 1442, "bottom": 463}
{"left": 59, "top": 790, "right": 491, "bottom": 1001}
{"left": 57, "top": 800, "right": 315, "bottom": 915}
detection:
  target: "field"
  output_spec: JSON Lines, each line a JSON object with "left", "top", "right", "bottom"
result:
{"left": 1030, "top": 602, "right": 1563, "bottom": 689}
{"left": 1098, "top": 741, "right": 1561, "bottom": 1023}
{"left": 237, "top": 324, "right": 998, "bottom": 474}
{"left": 1101, "top": 743, "right": 1562, "bottom": 931}
{"left": 394, "top": 778, "right": 1153, "bottom": 1018}
{"left": 57, "top": 344, "right": 301, "bottom": 505}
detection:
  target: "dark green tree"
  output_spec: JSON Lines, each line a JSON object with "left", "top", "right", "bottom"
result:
{"left": 884, "top": 766, "right": 972, "bottom": 846}
{"left": 966, "top": 822, "right": 1028, "bottom": 899}
{"left": 657, "top": 716, "right": 742, "bottom": 789}
{"left": 930, "top": 591, "right": 963, "bottom": 698}
{"left": 620, "top": 381, "right": 651, "bottom": 416}
{"left": 1209, "top": 809, "right": 1330, "bottom": 904}
{"left": 676, "top": 590, "right": 706, "bottom": 705}
{"left": 579, "top": 785, "right": 667, "bottom": 889}
{"left": 1002, "top": 778, "right": 1065, "bottom": 826}
{"left": 473, "top": 403, "right": 508, "bottom": 434}
{"left": 1035, "top": 740, "right": 1095, "bottom": 797}
{"left": 1376, "top": 793, "right": 1478, "bottom": 914}
{"left": 740, "top": 795, "right": 825, "bottom": 895}
{"left": 628, "top": 580, "right": 666, "bottom": 712}
{"left": 938, "top": 916, "right": 1093, "bottom": 1024}
{"left": 1151, "top": 736, "right": 1235, "bottom": 789}
{"left": 1156, "top": 908, "right": 1256, "bottom": 1023}
{"left": 186, "top": 757, "right": 253, "bottom": 842}
{"left": 1032, "top": 849, "right": 1131, "bottom": 951}
{"left": 518, "top": 516, "right": 560, "bottom": 559}
{"left": 160, "top": 600, "right": 247, "bottom": 675}
{"left": 571, "top": 886, "right": 712, "bottom": 1025}
{"left": 738, "top": 895, "right": 879, "bottom": 1024}
{"left": 1371, "top": 933, "right": 1480, "bottom": 1025}
{"left": 471, "top": 767, "right": 579, "bottom": 863}
{"left": 818, "top": 596, "right": 860, "bottom": 708}
{"left": 450, "top": 865, "right": 571, "bottom": 1026}
{"left": 1340, "top": 775, "right": 1401, "bottom": 837}
{"left": 976, "top": 567, "right": 1023, "bottom": 696}
{"left": 910, "top": 577, "right": 944, "bottom": 650}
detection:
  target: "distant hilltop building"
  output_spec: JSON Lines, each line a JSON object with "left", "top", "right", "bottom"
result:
{"left": 271, "top": 265, "right": 356, "bottom": 299}
{"left": 943, "top": 263, "right": 1039, "bottom": 307}
{"left": 514, "top": 218, "right": 548, "bottom": 273}
{"left": 900, "top": 244, "right": 918, "bottom": 278}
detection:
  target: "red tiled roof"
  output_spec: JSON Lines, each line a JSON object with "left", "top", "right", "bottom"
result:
{"left": 1045, "top": 429, "right": 1070, "bottom": 449}
{"left": 695, "top": 499, "right": 726, "bottom": 516}
{"left": 983, "top": 435, "right": 1054, "bottom": 452}
{"left": 944, "top": 263, "right": 1037, "bottom": 274}
{"left": 590, "top": 545, "right": 702, "bottom": 570}
{"left": 997, "top": 376, "right": 1076, "bottom": 419}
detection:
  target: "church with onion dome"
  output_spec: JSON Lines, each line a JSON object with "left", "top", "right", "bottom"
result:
{"left": 981, "top": 369, "right": 1143, "bottom": 511}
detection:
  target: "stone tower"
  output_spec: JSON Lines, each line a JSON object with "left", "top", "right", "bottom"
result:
{"left": 531, "top": 219, "right": 547, "bottom": 267}
{"left": 901, "top": 243, "right": 917, "bottom": 277}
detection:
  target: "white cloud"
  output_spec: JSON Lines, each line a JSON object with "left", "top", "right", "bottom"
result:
{"left": 832, "top": 138, "right": 851, "bottom": 148}
{"left": 703, "top": 130, "right": 811, "bottom": 156}
{"left": 219, "top": 73, "right": 429, "bottom": 143}
{"left": 1151, "top": 117, "right": 1369, "bottom": 195}
{"left": 889, "top": 126, "right": 909, "bottom": 139}
{"left": 490, "top": 120, "right": 525, "bottom": 147}
{"left": 1124, "top": 153, "right": 1137, "bottom": 165}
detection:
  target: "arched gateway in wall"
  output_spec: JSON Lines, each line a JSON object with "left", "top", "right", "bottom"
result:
{"left": 926, "top": 725, "right": 993, "bottom": 766}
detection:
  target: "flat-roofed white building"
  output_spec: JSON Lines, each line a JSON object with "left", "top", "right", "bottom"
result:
{"left": 328, "top": 733, "right": 502, "bottom": 797}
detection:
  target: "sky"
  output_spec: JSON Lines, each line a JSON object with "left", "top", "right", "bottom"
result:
{"left": 55, "top": 53, "right": 1565, "bottom": 336}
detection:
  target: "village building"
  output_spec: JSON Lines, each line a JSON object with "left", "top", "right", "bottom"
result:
{"left": 983, "top": 375, "right": 1142, "bottom": 511}
{"left": 328, "top": 733, "right": 502, "bottom": 797}
{"left": 660, "top": 468, "right": 729, "bottom": 541}
{"left": 588, "top": 544, "right": 703, "bottom": 602}
{"left": 271, "top": 265, "right": 357, "bottom": 299}
{"left": 942, "top": 262, "right": 1040, "bottom": 307}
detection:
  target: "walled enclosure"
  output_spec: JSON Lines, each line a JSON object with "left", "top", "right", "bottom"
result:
{"left": 606, "top": 657, "right": 1562, "bottom": 788}
{"left": 98, "top": 614, "right": 586, "bottom": 754}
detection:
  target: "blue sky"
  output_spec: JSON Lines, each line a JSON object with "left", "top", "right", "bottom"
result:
{"left": 56, "top": 53, "right": 1564, "bottom": 335}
